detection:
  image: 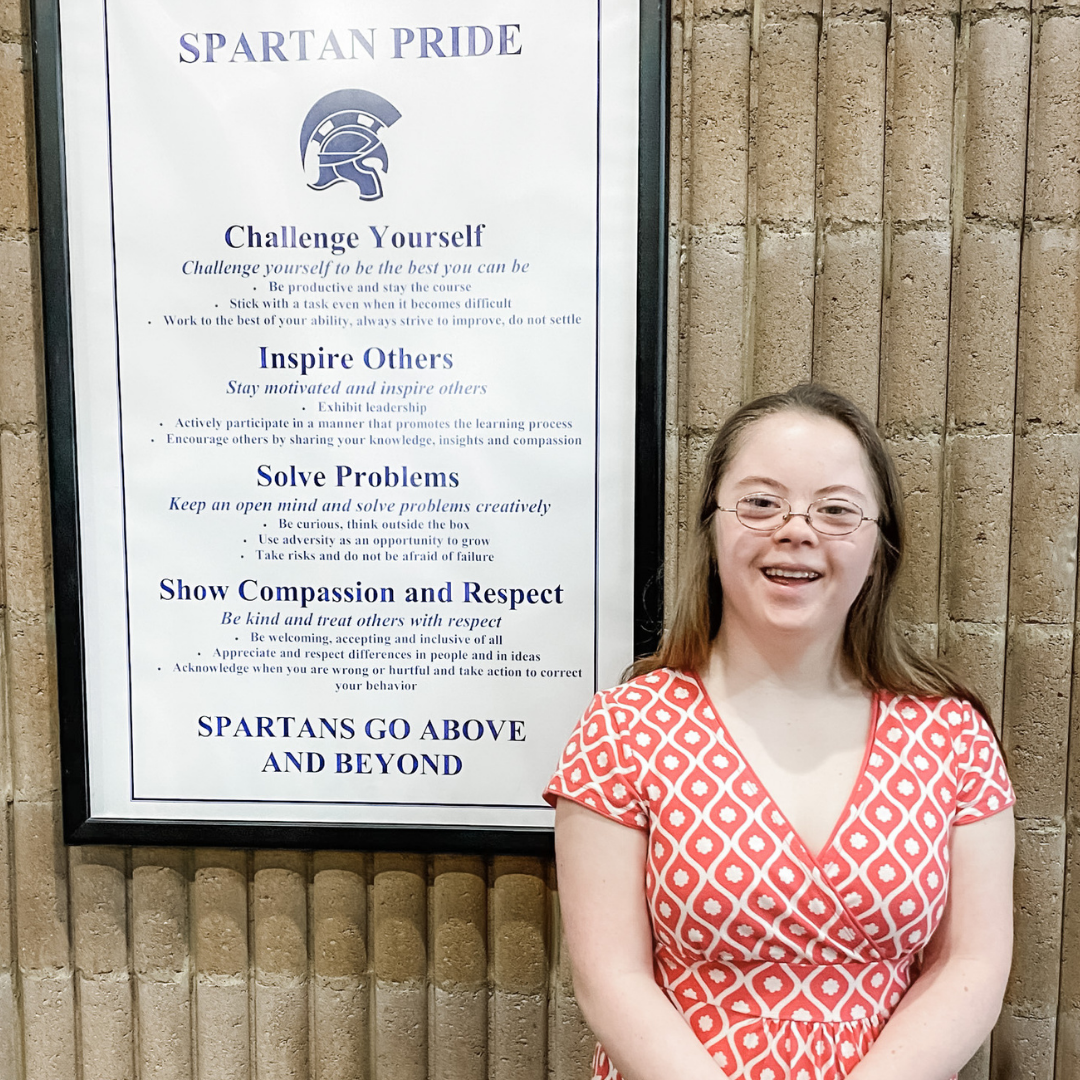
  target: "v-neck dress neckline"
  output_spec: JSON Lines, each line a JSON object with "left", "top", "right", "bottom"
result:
{"left": 686, "top": 670, "right": 881, "bottom": 867}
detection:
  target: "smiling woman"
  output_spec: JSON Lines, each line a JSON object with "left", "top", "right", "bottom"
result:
{"left": 710, "top": 412, "right": 882, "bottom": 682}
{"left": 546, "top": 384, "right": 1015, "bottom": 1080}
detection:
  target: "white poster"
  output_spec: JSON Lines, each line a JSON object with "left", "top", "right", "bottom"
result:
{"left": 58, "top": 0, "right": 640, "bottom": 832}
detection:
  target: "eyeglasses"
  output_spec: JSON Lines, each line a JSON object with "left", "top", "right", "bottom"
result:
{"left": 716, "top": 494, "right": 879, "bottom": 536}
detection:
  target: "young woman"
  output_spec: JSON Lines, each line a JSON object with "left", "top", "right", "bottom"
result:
{"left": 546, "top": 384, "right": 1014, "bottom": 1080}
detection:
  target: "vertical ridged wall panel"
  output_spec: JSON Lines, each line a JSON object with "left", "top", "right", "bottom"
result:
{"left": 132, "top": 850, "right": 193, "bottom": 1080}
{"left": 1059, "top": 612, "right": 1080, "bottom": 1072}
{"left": 880, "top": 4, "right": 955, "bottom": 654}
{"left": 431, "top": 855, "right": 484, "bottom": 1080}
{"left": 373, "top": 854, "right": 427, "bottom": 1080}
{"left": 995, "top": 6, "right": 1078, "bottom": 1076}
{"left": 193, "top": 851, "right": 250, "bottom": 1080}
{"left": 813, "top": 5, "right": 887, "bottom": 417}
{"left": 1, "top": 11, "right": 40, "bottom": 1079}
{"left": 313, "top": 853, "right": 369, "bottom": 1080}
{"left": 548, "top": 890, "right": 594, "bottom": 1080}
{"left": 490, "top": 859, "right": 547, "bottom": 1080}
{"left": 71, "top": 847, "right": 134, "bottom": 1080}
{"left": 254, "top": 852, "right": 310, "bottom": 1080}
{"left": 749, "top": 0, "right": 819, "bottom": 396}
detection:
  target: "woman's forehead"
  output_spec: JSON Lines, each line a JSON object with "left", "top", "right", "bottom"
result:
{"left": 722, "top": 412, "right": 873, "bottom": 492}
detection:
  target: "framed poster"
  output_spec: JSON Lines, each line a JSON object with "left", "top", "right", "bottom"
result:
{"left": 33, "top": 0, "right": 668, "bottom": 851}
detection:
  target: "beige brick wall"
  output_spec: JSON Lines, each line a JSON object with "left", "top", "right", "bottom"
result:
{"left": 1, "top": 0, "right": 1078, "bottom": 1076}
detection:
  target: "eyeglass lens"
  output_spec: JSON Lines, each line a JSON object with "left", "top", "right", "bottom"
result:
{"left": 735, "top": 494, "right": 865, "bottom": 535}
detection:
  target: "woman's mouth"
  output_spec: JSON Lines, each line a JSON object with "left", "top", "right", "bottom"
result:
{"left": 761, "top": 567, "right": 822, "bottom": 582}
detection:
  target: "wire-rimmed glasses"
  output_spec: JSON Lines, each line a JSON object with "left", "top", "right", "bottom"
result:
{"left": 716, "top": 494, "right": 878, "bottom": 537}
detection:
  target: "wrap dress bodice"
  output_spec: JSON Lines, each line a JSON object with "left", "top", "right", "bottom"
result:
{"left": 545, "top": 669, "right": 1014, "bottom": 1080}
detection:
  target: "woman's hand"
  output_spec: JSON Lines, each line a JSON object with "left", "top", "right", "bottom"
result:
{"left": 555, "top": 798, "right": 727, "bottom": 1080}
{"left": 845, "top": 809, "right": 1015, "bottom": 1080}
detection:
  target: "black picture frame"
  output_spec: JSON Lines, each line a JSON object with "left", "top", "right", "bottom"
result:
{"left": 31, "top": 0, "right": 669, "bottom": 854}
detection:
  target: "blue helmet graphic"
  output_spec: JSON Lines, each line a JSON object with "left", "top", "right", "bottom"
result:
{"left": 300, "top": 89, "right": 402, "bottom": 201}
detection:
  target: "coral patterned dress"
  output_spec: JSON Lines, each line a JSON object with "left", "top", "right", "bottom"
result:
{"left": 545, "top": 669, "right": 1014, "bottom": 1080}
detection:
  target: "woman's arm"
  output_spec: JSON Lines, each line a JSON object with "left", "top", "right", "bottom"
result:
{"left": 847, "top": 809, "right": 1015, "bottom": 1080}
{"left": 555, "top": 798, "right": 726, "bottom": 1080}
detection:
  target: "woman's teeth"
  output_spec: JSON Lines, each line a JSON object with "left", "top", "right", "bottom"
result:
{"left": 762, "top": 568, "right": 821, "bottom": 580}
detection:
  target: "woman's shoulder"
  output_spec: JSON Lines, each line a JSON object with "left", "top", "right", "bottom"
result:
{"left": 593, "top": 666, "right": 697, "bottom": 706}
{"left": 878, "top": 690, "right": 983, "bottom": 722}
{"left": 584, "top": 668, "right": 702, "bottom": 730}
{"left": 877, "top": 691, "right": 994, "bottom": 752}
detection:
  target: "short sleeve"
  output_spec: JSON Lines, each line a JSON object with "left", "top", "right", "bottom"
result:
{"left": 544, "top": 690, "right": 647, "bottom": 829}
{"left": 953, "top": 705, "right": 1015, "bottom": 824}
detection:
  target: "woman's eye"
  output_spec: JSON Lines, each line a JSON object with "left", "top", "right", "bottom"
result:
{"left": 742, "top": 496, "right": 783, "bottom": 511}
{"left": 818, "top": 502, "right": 859, "bottom": 517}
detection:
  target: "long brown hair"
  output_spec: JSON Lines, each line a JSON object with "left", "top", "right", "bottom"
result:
{"left": 631, "top": 383, "right": 992, "bottom": 719}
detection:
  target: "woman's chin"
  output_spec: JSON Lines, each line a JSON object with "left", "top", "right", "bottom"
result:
{"left": 748, "top": 606, "right": 840, "bottom": 642}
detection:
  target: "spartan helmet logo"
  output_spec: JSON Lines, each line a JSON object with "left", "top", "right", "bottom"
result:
{"left": 300, "top": 89, "right": 402, "bottom": 201}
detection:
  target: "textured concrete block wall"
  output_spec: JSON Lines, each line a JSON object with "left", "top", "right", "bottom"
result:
{"left": 666, "top": 2, "right": 1079, "bottom": 1080}
{"left": 2, "top": 0, "right": 1080, "bottom": 1076}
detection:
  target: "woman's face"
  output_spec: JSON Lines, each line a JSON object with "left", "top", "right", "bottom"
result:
{"left": 712, "top": 411, "right": 881, "bottom": 647}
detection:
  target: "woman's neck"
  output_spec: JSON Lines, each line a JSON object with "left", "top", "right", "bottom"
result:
{"left": 708, "top": 615, "right": 856, "bottom": 700}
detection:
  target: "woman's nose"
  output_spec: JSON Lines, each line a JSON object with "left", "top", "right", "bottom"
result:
{"left": 774, "top": 511, "right": 818, "bottom": 540}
